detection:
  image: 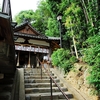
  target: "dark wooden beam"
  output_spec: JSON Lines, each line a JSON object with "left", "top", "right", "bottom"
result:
{"left": 2, "top": 0, "right": 12, "bottom": 21}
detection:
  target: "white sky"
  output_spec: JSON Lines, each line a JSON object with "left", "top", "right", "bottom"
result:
{"left": 11, "top": 0, "right": 40, "bottom": 18}
{"left": 0, "top": 0, "right": 40, "bottom": 18}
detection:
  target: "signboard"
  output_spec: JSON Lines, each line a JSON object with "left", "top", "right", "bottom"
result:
{"left": 15, "top": 45, "right": 49, "bottom": 53}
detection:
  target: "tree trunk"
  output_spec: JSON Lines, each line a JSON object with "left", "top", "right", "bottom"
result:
{"left": 72, "top": 36, "right": 78, "bottom": 59}
{"left": 80, "top": 0, "right": 89, "bottom": 24}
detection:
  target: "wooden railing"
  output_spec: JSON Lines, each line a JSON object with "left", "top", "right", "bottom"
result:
{"left": 38, "top": 58, "right": 70, "bottom": 100}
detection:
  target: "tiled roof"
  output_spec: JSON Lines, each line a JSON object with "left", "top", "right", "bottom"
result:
{"left": 14, "top": 32, "right": 60, "bottom": 41}
{"left": 14, "top": 22, "right": 41, "bottom": 35}
{"left": 48, "top": 37, "right": 60, "bottom": 40}
{"left": 14, "top": 32, "right": 48, "bottom": 40}
{"left": 14, "top": 22, "right": 60, "bottom": 41}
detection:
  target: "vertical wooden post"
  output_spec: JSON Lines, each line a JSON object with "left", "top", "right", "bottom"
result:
{"left": 27, "top": 52, "right": 30, "bottom": 68}
{"left": 17, "top": 51, "right": 19, "bottom": 66}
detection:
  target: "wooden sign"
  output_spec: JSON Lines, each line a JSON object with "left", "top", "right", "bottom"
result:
{"left": 15, "top": 45, "right": 49, "bottom": 53}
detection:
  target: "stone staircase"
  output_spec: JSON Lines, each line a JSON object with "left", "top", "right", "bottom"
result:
{"left": 0, "top": 77, "right": 13, "bottom": 100}
{"left": 24, "top": 68, "right": 76, "bottom": 100}
{"left": 0, "top": 69, "right": 19, "bottom": 100}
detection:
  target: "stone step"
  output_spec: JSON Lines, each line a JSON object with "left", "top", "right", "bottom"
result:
{"left": 24, "top": 68, "right": 75, "bottom": 100}
{"left": 24, "top": 76, "right": 57, "bottom": 79}
{"left": 24, "top": 73, "right": 54, "bottom": 77}
{"left": 24, "top": 78, "right": 60, "bottom": 83}
{"left": 24, "top": 69, "right": 53, "bottom": 73}
{"left": 55, "top": 99, "right": 76, "bottom": 100}
{"left": 0, "top": 78, "right": 13, "bottom": 100}
{"left": 0, "top": 92, "right": 11, "bottom": 100}
{"left": 25, "top": 92, "right": 73, "bottom": 100}
{"left": 0, "top": 85, "right": 12, "bottom": 92}
{"left": 25, "top": 83, "right": 63, "bottom": 88}
{"left": 56, "top": 99, "right": 76, "bottom": 100}
{"left": 24, "top": 70, "right": 43, "bottom": 73}
{"left": 0, "top": 78, "right": 13, "bottom": 85}
{"left": 25, "top": 87, "right": 68, "bottom": 93}
{"left": 0, "top": 96, "right": 10, "bottom": 100}
{"left": 55, "top": 99, "right": 67, "bottom": 100}
{"left": 24, "top": 68, "right": 51, "bottom": 72}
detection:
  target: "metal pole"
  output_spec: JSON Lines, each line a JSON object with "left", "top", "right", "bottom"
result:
{"left": 41, "top": 64, "right": 42, "bottom": 79}
{"left": 50, "top": 77, "right": 53, "bottom": 100}
{"left": 59, "top": 20, "right": 62, "bottom": 48}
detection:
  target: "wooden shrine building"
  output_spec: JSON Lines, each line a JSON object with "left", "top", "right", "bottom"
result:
{"left": 13, "top": 22, "right": 60, "bottom": 68}
{"left": 1, "top": 0, "right": 60, "bottom": 68}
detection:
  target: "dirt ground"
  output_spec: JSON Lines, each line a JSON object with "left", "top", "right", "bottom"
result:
{"left": 66, "top": 62, "right": 98, "bottom": 100}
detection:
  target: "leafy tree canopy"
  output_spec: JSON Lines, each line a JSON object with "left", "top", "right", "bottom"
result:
{"left": 14, "top": 10, "right": 35, "bottom": 24}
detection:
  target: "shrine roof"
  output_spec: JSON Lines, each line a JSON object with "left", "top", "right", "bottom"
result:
{"left": 48, "top": 37, "right": 60, "bottom": 40}
{"left": 14, "top": 22, "right": 43, "bottom": 36}
{"left": 14, "top": 22, "right": 60, "bottom": 41}
{"left": 14, "top": 32, "right": 48, "bottom": 40}
{"left": 14, "top": 32, "right": 60, "bottom": 41}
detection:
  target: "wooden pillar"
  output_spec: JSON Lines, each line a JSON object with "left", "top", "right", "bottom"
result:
{"left": 17, "top": 51, "right": 19, "bottom": 66}
{"left": 27, "top": 52, "right": 31, "bottom": 68}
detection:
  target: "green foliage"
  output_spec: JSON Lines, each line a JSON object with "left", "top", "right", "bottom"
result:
{"left": 51, "top": 48, "right": 77, "bottom": 73}
{"left": 46, "top": 0, "right": 61, "bottom": 16}
{"left": 83, "top": 35, "right": 100, "bottom": 65}
{"left": 45, "top": 18, "right": 59, "bottom": 36}
{"left": 14, "top": 10, "right": 34, "bottom": 24}
{"left": 32, "top": 0, "right": 52, "bottom": 34}
{"left": 64, "top": 2, "right": 85, "bottom": 48}
{"left": 69, "top": 56, "right": 77, "bottom": 64}
{"left": 14, "top": 0, "right": 59, "bottom": 36}
{"left": 14, "top": 0, "right": 100, "bottom": 95}
{"left": 83, "top": 35, "right": 100, "bottom": 95}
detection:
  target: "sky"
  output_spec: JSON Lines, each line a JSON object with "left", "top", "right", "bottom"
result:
{"left": 0, "top": 0, "right": 40, "bottom": 18}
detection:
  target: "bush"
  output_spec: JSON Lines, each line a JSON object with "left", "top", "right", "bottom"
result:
{"left": 51, "top": 48, "right": 77, "bottom": 73}
{"left": 83, "top": 35, "right": 100, "bottom": 95}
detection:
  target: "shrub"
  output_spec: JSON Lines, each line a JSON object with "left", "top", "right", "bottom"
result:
{"left": 83, "top": 35, "right": 100, "bottom": 95}
{"left": 51, "top": 48, "right": 77, "bottom": 73}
